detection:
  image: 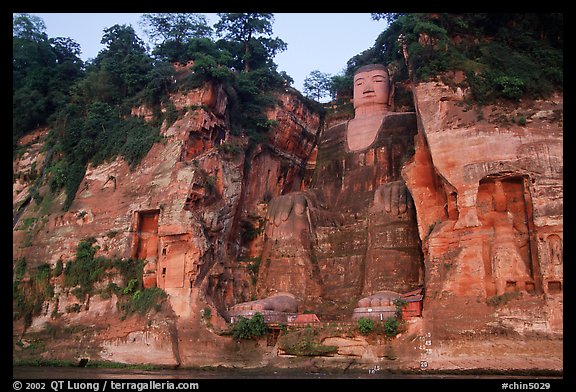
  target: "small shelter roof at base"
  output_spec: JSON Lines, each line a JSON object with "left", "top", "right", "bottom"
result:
{"left": 292, "top": 313, "right": 321, "bottom": 324}
{"left": 400, "top": 287, "right": 424, "bottom": 302}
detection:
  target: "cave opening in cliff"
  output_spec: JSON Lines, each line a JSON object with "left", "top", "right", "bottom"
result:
{"left": 131, "top": 209, "right": 160, "bottom": 261}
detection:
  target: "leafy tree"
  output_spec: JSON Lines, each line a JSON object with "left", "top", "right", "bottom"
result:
{"left": 136, "top": 60, "right": 177, "bottom": 106}
{"left": 328, "top": 73, "right": 353, "bottom": 101}
{"left": 371, "top": 13, "right": 402, "bottom": 24}
{"left": 140, "top": 13, "right": 213, "bottom": 62}
{"left": 13, "top": 14, "right": 84, "bottom": 147}
{"left": 189, "top": 51, "right": 231, "bottom": 84}
{"left": 227, "top": 70, "right": 280, "bottom": 143}
{"left": 69, "top": 24, "right": 154, "bottom": 108}
{"left": 13, "top": 13, "right": 47, "bottom": 42}
{"left": 96, "top": 24, "right": 154, "bottom": 102}
{"left": 303, "top": 70, "right": 331, "bottom": 102}
{"left": 214, "top": 13, "right": 286, "bottom": 73}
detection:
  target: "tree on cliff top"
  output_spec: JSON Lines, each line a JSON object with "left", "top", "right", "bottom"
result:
{"left": 140, "top": 13, "right": 213, "bottom": 62}
{"left": 13, "top": 13, "right": 84, "bottom": 148}
{"left": 344, "top": 13, "right": 562, "bottom": 103}
{"left": 214, "top": 13, "right": 287, "bottom": 73}
{"left": 303, "top": 70, "right": 332, "bottom": 102}
{"left": 92, "top": 24, "right": 154, "bottom": 103}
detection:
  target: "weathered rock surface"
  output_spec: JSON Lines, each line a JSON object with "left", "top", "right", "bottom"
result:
{"left": 403, "top": 81, "right": 563, "bottom": 342}
{"left": 12, "top": 65, "right": 562, "bottom": 372}
{"left": 13, "top": 78, "right": 322, "bottom": 368}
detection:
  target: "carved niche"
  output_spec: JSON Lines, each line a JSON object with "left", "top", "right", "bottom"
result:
{"left": 476, "top": 175, "right": 540, "bottom": 296}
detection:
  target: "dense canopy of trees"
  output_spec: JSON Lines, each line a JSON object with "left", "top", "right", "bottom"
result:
{"left": 141, "top": 13, "right": 213, "bottom": 63}
{"left": 13, "top": 14, "right": 85, "bottom": 148}
{"left": 214, "top": 13, "right": 287, "bottom": 73}
{"left": 343, "top": 13, "right": 563, "bottom": 103}
{"left": 13, "top": 13, "right": 293, "bottom": 212}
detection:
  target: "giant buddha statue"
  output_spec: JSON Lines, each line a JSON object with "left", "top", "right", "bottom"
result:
{"left": 253, "top": 64, "right": 424, "bottom": 317}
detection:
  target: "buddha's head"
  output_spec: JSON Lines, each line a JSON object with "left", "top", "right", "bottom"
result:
{"left": 353, "top": 64, "right": 392, "bottom": 116}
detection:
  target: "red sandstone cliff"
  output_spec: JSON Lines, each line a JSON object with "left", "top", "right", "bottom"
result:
{"left": 403, "top": 81, "right": 562, "bottom": 339}
{"left": 13, "top": 78, "right": 321, "bottom": 368}
{"left": 13, "top": 70, "right": 562, "bottom": 372}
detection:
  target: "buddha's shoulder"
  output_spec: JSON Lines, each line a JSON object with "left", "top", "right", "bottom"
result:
{"left": 381, "top": 111, "right": 417, "bottom": 128}
{"left": 319, "top": 121, "right": 348, "bottom": 145}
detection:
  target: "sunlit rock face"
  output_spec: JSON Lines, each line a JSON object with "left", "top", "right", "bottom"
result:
{"left": 255, "top": 64, "right": 424, "bottom": 317}
{"left": 403, "top": 79, "right": 563, "bottom": 337}
{"left": 13, "top": 55, "right": 562, "bottom": 369}
{"left": 12, "top": 73, "right": 322, "bottom": 367}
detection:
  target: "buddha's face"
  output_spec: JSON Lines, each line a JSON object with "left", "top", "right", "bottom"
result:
{"left": 353, "top": 68, "right": 390, "bottom": 114}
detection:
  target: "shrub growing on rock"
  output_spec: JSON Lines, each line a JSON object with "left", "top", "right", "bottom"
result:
{"left": 357, "top": 317, "right": 375, "bottom": 335}
{"left": 231, "top": 312, "right": 267, "bottom": 340}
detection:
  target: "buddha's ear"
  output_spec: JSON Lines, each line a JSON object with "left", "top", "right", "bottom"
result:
{"left": 385, "top": 64, "right": 396, "bottom": 108}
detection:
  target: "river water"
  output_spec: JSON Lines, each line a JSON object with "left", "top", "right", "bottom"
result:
{"left": 13, "top": 366, "right": 562, "bottom": 380}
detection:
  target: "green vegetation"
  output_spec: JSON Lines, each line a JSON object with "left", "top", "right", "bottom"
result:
{"left": 487, "top": 291, "right": 521, "bottom": 307}
{"left": 356, "top": 316, "right": 401, "bottom": 337}
{"left": 16, "top": 216, "right": 48, "bottom": 248}
{"left": 303, "top": 70, "right": 332, "bottom": 101}
{"left": 230, "top": 312, "right": 267, "bottom": 340}
{"left": 243, "top": 256, "right": 262, "bottom": 285}
{"left": 62, "top": 237, "right": 105, "bottom": 299}
{"left": 214, "top": 13, "right": 287, "bottom": 73}
{"left": 14, "top": 13, "right": 311, "bottom": 213}
{"left": 278, "top": 326, "right": 338, "bottom": 356}
{"left": 62, "top": 238, "right": 167, "bottom": 317}
{"left": 40, "top": 21, "right": 172, "bottom": 211}
{"left": 202, "top": 307, "right": 212, "bottom": 319}
{"left": 140, "top": 13, "right": 213, "bottom": 63}
{"left": 13, "top": 14, "right": 85, "bottom": 150}
{"left": 345, "top": 13, "right": 562, "bottom": 104}
{"left": 216, "top": 141, "right": 243, "bottom": 157}
{"left": 118, "top": 287, "right": 167, "bottom": 318}
{"left": 13, "top": 259, "right": 54, "bottom": 327}
{"left": 13, "top": 237, "right": 168, "bottom": 326}
{"left": 240, "top": 218, "right": 264, "bottom": 243}
{"left": 383, "top": 317, "right": 400, "bottom": 337}
{"left": 357, "top": 317, "right": 375, "bottom": 335}
{"left": 393, "top": 298, "right": 408, "bottom": 318}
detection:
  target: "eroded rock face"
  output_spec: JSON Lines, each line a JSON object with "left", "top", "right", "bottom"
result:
{"left": 12, "top": 75, "right": 322, "bottom": 367}
{"left": 403, "top": 80, "right": 563, "bottom": 337}
{"left": 13, "top": 60, "right": 562, "bottom": 369}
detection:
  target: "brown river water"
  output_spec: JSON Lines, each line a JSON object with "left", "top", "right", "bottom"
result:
{"left": 13, "top": 366, "right": 562, "bottom": 380}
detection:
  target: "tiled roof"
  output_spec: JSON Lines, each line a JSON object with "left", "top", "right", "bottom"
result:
{"left": 292, "top": 313, "right": 321, "bottom": 323}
